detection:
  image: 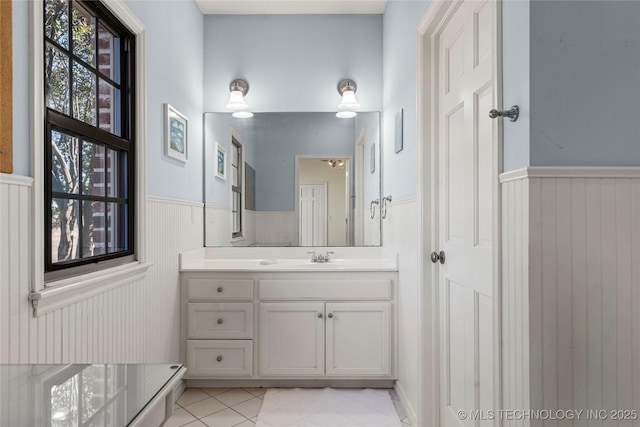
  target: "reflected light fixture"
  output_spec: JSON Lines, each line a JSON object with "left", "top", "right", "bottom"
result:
{"left": 226, "top": 79, "right": 253, "bottom": 118}
{"left": 323, "top": 159, "right": 345, "bottom": 168}
{"left": 336, "top": 79, "right": 360, "bottom": 118}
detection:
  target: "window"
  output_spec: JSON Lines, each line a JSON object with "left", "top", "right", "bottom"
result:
{"left": 44, "top": 0, "right": 135, "bottom": 276}
{"left": 231, "top": 137, "right": 243, "bottom": 239}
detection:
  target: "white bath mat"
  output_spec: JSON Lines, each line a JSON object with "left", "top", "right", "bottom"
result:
{"left": 255, "top": 388, "right": 402, "bottom": 427}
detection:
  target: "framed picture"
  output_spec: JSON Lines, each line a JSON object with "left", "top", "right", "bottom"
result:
{"left": 215, "top": 143, "right": 226, "bottom": 179}
{"left": 394, "top": 109, "right": 404, "bottom": 153}
{"left": 370, "top": 143, "right": 376, "bottom": 173}
{"left": 164, "top": 104, "right": 188, "bottom": 162}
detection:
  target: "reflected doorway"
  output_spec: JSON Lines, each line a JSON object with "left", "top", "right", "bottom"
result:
{"left": 295, "top": 156, "right": 352, "bottom": 246}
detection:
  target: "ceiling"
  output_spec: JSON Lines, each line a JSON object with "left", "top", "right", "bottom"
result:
{"left": 195, "top": 0, "right": 388, "bottom": 15}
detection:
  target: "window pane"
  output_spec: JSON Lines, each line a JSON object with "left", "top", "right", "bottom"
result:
{"left": 72, "top": 62, "right": 96, "bottom": 125}
{"left": 107, "top": 203, "right": 128, "bottom": 252}
{"left": 72, "top": 2, "right": 95, "bottom": 66}
{"left": 82, "top": 201, "right": 106, "bottom": 257}
{"left": 81, "top": 366, "right": 105, "bottom": 423}
{"left": 50, "top": 374, "right": 78, "bottom": 427}
{"left": 51, "top": 130, "right": 80, "bottom": 194}
{"left": 98, "top": 24, "right": 120, "bottom": 84}
{"left": 45, "top": 0, "right": 69, "bottom": 49}
{"left": 81, "top": 141, "right": 105, "bottom": 196}
{"left": 52, "top": 198, "right": 80, "bottom": 263}
{"left": 232, "top": 144, "right": 238, "bottom": 168}
{"left": 106, "top": 149, "right": 121, "bottom": 198}
{"left": 98, "top": 78, "right": 121, "bottom": 136}
{"left": 231, "top": 165, "right": 238, "bottom": 187}
{"left": 45, "top": 43, "right": 70, "bottom": 115}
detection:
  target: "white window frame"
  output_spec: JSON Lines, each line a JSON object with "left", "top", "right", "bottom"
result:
{"left": 28, "top": 0, "right": 150, "bottom": 317}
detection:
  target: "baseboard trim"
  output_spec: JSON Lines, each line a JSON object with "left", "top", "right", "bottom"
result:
{"left": 394, "top": 381, "right": 418, "bottom": 426}
{"left": 186, "top": 379, "right": 396, "bottom": 388}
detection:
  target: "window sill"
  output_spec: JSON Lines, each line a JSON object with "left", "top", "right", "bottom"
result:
{"left": 29, "top": 261, "right": 152, "bottom": 317}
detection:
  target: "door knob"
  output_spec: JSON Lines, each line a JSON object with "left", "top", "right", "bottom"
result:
{"left": 488, "top": 105, "right": 519, "bottom": 122}
{"left": 217, "top": 318, "right": 224, "bottom": 325}
{"left": 317, "top": 313, "right": 323, "bottom": 318}
{"left": 430, "top": 251, "right": 446, "bottom": 264}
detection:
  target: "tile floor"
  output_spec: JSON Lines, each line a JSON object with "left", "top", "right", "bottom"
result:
{"left": 165, "top": 387, "right": 412, "bottom": 427}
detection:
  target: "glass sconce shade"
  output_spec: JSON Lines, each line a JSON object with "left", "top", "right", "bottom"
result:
{"left": 226, "top": 90, "right": 248, "bottom": 111}
{"left": 337, "top": 90, "right": 360, "bottom": 110}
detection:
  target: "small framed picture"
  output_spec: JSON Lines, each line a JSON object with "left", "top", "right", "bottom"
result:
{"left": 215, "top": 143, "right": 226, "bottom": 179}
{"left": 370, "top": 143, "right": 376, "bottom": 174}
{"left": 164, "top": 104, "right": 188, "bottom": 162}
{"left": 395, "top": 109, "right": 404, "bottom": 153}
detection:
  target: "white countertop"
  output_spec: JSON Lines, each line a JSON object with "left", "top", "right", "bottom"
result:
{"left": 179, "top": 248, "right": 398, "bottom": 272}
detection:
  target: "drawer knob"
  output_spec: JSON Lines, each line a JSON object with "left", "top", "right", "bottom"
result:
{"left": 317, "top": 313, "right": 323, "bottom": 318}
{"left": 217, "top": 318, "right": 224, "bottom": 325}
{"left": 327, "top": 313, "right": 333, "bottom": 318}
{"left": 217, "top": 355, "right": 223, "bottom": 362}
{"left": 217, "top": 287, "right": 223, "bottom": 293}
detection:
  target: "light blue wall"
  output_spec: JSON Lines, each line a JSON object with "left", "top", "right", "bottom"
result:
{"left": 530, "top": 0, "right": 640, "bottom": 167}
{"left": 126, "top": 0, "right": 204, "bottom": 202}
{"left": 11, "top": 0, "right": 30, "bottom": 176}
{"left": 502, "top": 0, "right": 530, "bottom": 171}
{"left": 203, "top": 14, "right": 383, "bottom": 112}
{"left": 382, "top": 0, "right": 431, "bottom": 200}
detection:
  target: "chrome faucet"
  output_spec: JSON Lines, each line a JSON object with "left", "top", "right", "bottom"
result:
{"left": 307, "top": 251, "right": 335, "bottom": 263}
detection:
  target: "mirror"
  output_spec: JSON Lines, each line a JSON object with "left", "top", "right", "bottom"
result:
{"left": 204, "top": 112, "right": 381, "bottom": 247}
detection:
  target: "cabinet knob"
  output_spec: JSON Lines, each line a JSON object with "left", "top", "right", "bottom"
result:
{"left": 217, "top": 318, "right": 224, "bottom": 325}
{"left": 217, "top": 287, "right": 223, "bottom": 293}
{"left": 317, "top": 313, "right": 323, "bottom": 318}
{"left": 327, "top": 313, "right": 333, "bottom": 319}
{"left": 217, "top": 355, "right": 223, "bottom": 362}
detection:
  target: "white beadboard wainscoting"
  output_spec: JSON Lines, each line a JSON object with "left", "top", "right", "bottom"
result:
{"left": 0, "top": 174, "right": 203, "bottom": 364}
{"left": 205, "top": 204, "right": 257, "bottom": 247}
{"left": 254, "top": 211, "right": 296, "bottom": 246}
{"left": 501, "top": 167, "right": 640, "bottom": 426}
{"left": 382, "top": 197, "right": 419, "bottom": 426}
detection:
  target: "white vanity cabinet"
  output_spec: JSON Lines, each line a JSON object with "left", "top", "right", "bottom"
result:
{"left": 260, "top": 302, "right": 390, "bottom": 377}
{"left": 180, "top": 268, "right": 397, "bottom": 386}
{"left": 183, "top": 278, "right": 254, "bottom": 378}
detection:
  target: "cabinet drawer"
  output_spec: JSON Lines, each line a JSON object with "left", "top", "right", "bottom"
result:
{"left": 258, "top": 279, "right": 392, "bottom": 300}
{"left": 187, "top": 279, "right": 253, "bottom": 300}
{"left": 187, "top": 303, "right": 253, "bottom": 339}
{"left": 187, "top": 340, "right": 253, "bottom": 377}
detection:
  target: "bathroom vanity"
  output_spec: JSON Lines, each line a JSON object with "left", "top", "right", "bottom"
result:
{"left": 180, "top": 248, "right": 398, "bottom": 387}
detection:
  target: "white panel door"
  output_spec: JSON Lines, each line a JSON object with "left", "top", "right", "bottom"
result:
{"left": 325, "top": 302, "right": 391, "bottom": 377}
{"left": 259, "top": 302, "right": 325, "bottom": 377}
{"left": 299, "top": 184, "right": 327, "bottom": 246}
{"left": 437, "top": 1, "right": 496, "bottom": 425}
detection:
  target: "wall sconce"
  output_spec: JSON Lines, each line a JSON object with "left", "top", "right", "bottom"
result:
{"left": 336, "top": 79, "right": 359, "bottom": 119}
{"left": 226, "top": 79, "right": 253, "bottom": 118}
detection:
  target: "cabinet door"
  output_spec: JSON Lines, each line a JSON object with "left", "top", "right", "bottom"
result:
{"left": 325, "top": 302, "right": 391, "bottom": 377}
{"left": 260, "top": 302, "right": 325, "bottom": 377}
